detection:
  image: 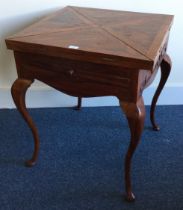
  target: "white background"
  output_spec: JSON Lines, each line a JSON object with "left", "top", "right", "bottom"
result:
{"left": 0, "top": 0, "right": 182, "bottom": 108}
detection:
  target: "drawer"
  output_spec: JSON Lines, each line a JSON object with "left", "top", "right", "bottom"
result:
{"left": 14, "top": 51, "right": 136, "bottom": 100}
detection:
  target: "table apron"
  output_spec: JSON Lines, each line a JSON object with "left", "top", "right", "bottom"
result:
{"left": 14, "top": 51, "right": 152, "bottom": 102}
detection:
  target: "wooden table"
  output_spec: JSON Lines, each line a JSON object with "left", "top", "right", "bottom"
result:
{"left": 5, "top": 6, "right": 174, "bottom": 201}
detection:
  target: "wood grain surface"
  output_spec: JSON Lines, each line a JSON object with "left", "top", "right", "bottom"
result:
{"left": 5, "top": 6, "right": 173, "bottom": 70}
{"left": 5, "top": 6, "right": 174, "bottom": 202}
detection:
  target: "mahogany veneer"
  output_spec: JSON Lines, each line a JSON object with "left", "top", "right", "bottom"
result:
{"left": 5, "top": 6, "right": 174, "bottom": 201}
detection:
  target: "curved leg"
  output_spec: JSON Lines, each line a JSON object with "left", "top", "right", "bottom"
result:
{"left": 11, "top": 78, "right": 39, "bottom": 167}
{"left": 74, "top": 97, "right": 82, "bottom": 110}
{"left": 120, "top": 97, "right": 145, "bottom": 202}
{"left": 150, "top": 54, "right": 172, "bottom": 131}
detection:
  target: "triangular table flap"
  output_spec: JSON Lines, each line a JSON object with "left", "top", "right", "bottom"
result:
{"left": 7, "top": 27, "right": 152, "bottom": 69}
{"left": 8, "top": 27, "right": 148, "bottom": 59}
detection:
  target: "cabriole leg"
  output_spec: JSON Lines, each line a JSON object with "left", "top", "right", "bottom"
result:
{"left": 120, "top": 97, "right": 145, "bottom": 201}
{"left": 11, "top": 78, "right": 40, "bottom": 167}
{"left": 150, "top": 54, "right": 172, "bottom": 131}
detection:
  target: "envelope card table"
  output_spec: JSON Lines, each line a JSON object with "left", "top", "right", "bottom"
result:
{"left": 5, "top": 6, "right": 173, "bottom": 201}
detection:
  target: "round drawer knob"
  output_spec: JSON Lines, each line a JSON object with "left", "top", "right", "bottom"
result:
{"left": 69, "top": 69, "right": 74, "bottom": 76}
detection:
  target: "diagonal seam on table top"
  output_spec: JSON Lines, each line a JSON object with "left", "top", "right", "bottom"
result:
{"left": 7, "top": 7, "right": 91, "bottom": 40}
{"left": 7, "top": 26, "right": 95, "bottom": 39}
{"left": 69, "top": 6, "right": 153, "bottom": 61}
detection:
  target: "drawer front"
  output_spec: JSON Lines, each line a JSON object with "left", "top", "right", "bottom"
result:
{"left": 14, "top": 52, "right": 136, "bottom": 101}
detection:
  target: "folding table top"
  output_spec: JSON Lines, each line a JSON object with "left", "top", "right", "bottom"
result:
{"left": 6, "top": 6, "right": 174, "bottom": 70}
